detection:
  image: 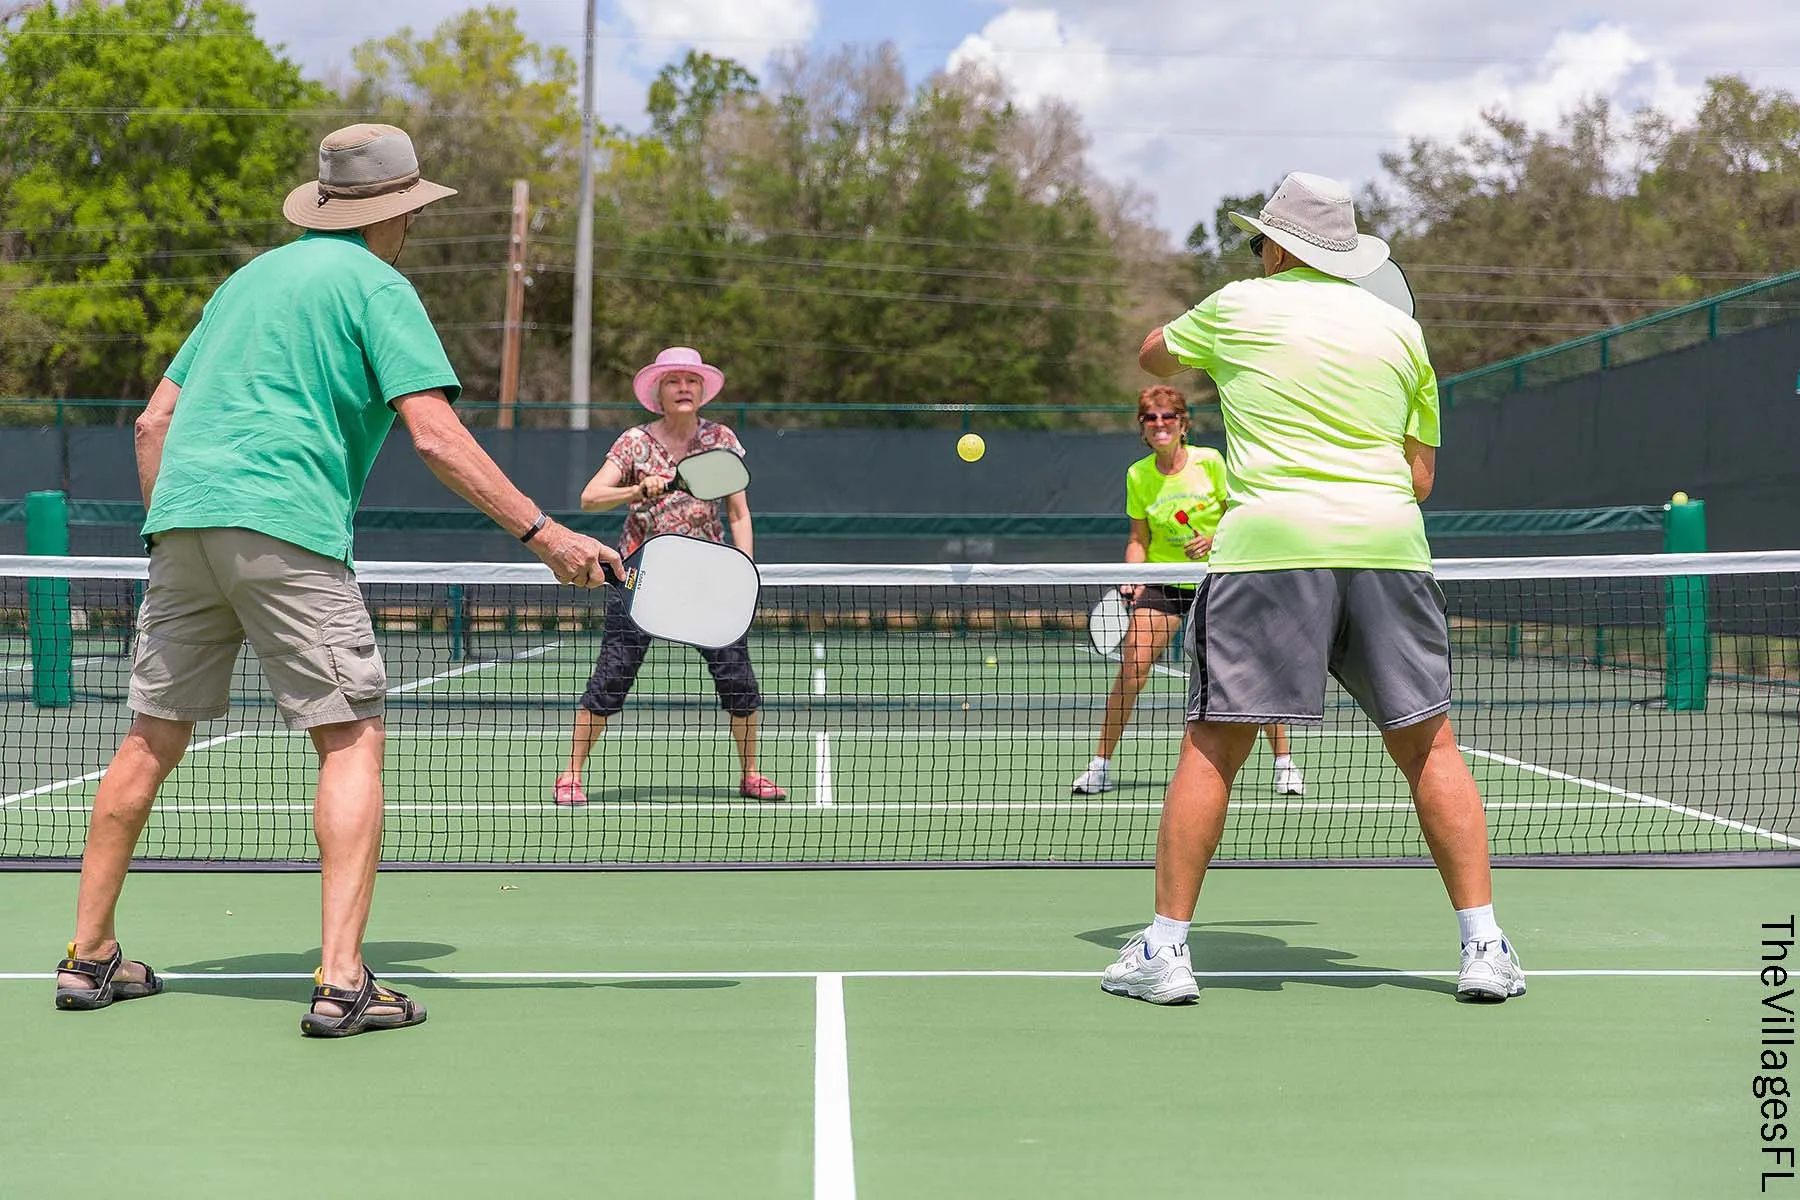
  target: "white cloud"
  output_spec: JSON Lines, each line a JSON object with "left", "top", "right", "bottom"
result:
{"left": 944, "top": 6, "right": 1739, "bottom": 243}
{"left": 617, "top": 0, "right": 820, "bottom": 65}
{"left": 946, "top": 9, "right": 1112, "bottom": 111}
{"left": 1390, "top": 23, "right": 1704, "bottom": 143}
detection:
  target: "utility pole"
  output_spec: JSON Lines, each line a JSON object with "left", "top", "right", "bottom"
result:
{"left": 569, "top": 0, "right": 596, "bottom": 431}
{"left": 498, "top": 179, "right": 529, "bottom": 430}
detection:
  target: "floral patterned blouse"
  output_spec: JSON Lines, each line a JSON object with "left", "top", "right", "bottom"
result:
{"left": 604, "top": 420, "right": 746, "bottom": 557}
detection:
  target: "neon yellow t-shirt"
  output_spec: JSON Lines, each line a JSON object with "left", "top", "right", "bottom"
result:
{"left": 1161, "top": 266, "right": 1440, "bottom": 573}
{"left": 1124, "top": 445, "right": 1228, "bottom": 564}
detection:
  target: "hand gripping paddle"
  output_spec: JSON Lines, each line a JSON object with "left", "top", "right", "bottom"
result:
{"left": 608, "top": 534, "right": 760, "bottom": 649}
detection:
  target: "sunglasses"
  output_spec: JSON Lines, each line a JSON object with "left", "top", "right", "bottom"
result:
{"left": 1247, "top": 233, "right": 1267, "bottom": 257}
{"left": 1139, "top": 412, "right": 1183, "bottom": 424}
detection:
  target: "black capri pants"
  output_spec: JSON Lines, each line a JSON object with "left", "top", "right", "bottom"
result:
{"left": 579, "top": 589, "right": 762, "bottom": 718}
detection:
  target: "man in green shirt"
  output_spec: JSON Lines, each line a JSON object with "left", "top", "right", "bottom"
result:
{"left": 1101, "top": 172, "right": 1523, "bottom": 1007}
{"left": 53, "top": 125, "right": 618, "bottom": 1036}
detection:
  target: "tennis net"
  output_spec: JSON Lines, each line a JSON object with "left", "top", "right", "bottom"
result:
{"left": 2, "top": 551, "right": 1796, "bottom": 867}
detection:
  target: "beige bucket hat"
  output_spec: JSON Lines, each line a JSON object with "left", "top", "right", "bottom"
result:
{"left": 1229, "top": 171, "right": 1390, "bottom": 280}
{"left": 282, "top": 124, "right": 457, "bottom": 232}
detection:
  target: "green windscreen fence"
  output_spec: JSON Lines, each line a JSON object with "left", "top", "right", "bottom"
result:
{"left": 1440, "top": 271, "right": 1800, "bottom": 407}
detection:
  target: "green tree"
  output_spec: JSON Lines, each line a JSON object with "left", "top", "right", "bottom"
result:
{"left": 574, "top": 46, "right": 1141, "bottom": 425}
{"left": 0, "top": 0, "right": 323, "bottom": 411}
{"left": 345, "top": 4, "right": 583, "bottom": 416}
{"left": 1372, "top": 77, "right": 1800, "bottom": 375}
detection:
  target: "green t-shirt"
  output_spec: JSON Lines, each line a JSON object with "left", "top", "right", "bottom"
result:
{"left": 1124, "top": 446, "right": 1227, "bottom": 565}
{"left": 147, "top": 231, "right": 461, "bottom": 564}
{"left": 1161, "top": 266, "right": 1440, "bottom": 572}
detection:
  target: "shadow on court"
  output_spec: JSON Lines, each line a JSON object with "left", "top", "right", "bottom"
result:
{"left": 1077, "top": 922, "right": 1456, "bottom": 996}
{"left": 163, "top": 940, "right": 740, "bottom": 1001}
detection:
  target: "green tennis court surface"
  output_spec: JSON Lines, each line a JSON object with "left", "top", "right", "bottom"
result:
{"left": 5, "top": 629, "right": 1796, "bottom": 862}
{"left": 0, "top": 868, "right": 1775, "bottom": 1198}
{"left": 3, "top": 629, "right": 1800, "bottom": 863}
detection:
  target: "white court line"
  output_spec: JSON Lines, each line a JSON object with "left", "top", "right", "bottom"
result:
{"left": 0, "top": 968, "right": 1756, "bottom": 982}
{"left": 1101, "top": 647, "right": 1185, "bottom": 682}
{"left": 0, "top": 655, "right": 108, "bottom": 673}
{"left": 814, "top": 734, "right": 834, "bottom": 808}
{"left": 12, "top": 799, "right": 1678, "bottom": 815}
{"left": 150, "top": 728, "right": 1370, "bottom": 741}
{"left": 388, "top": 639, "right": 563, "bottom": 694}
{"left": 812, "top": 641, "right": 834, "bottom": 807}
{"left": 0, "top": 731, "right": 249, "bottom": 809}
{"left": 0, "top": 638, "right": 563, "bottom": 809}
{"left": 814, "top": 973, "right": 856, "bottom": 1200}
{"left": 1464, "top": 747, "right": 1800, "bottom": 849}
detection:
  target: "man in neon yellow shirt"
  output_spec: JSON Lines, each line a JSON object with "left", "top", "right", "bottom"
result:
{"left": 1101, "top": 172, "right": 1523, "bottom": 1007}
{"left": 1072, "top": 385, "right": 1302, "bottom": 797}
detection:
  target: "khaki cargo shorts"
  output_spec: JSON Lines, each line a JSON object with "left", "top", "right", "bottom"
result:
{"left": 129, "top": 528, "right": 386, "bottom": 730}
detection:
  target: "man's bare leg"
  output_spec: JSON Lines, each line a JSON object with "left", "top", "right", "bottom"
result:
{"left": 59, "top": 715, "right": 192, "bottom": 990}
{"left": 311, "top": 717, "right": 387, "bottom": 1010}
{"left": 1153, "top": 721, "right": 1261, "bottom": 920}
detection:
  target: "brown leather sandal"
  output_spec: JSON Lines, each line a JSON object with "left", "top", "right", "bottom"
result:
{"left": 54, "top": 943, "right": 164, "bottom": 1011}
{"left": 299, "top": 966, "right": 427, "bottom": 1038}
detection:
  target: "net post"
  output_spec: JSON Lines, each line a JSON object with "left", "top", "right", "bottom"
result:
{"left": 1663, "top": 495, "right": 1709, "bottom": 711}
{"left": 25, "top": 489, "right": 73, "bottom": 707}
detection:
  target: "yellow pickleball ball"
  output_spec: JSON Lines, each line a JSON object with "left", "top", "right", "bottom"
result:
{"left": 957, "top": 433, "right": 986, "bottom": 462}
{"left": 984, "top": 656, "right": 998, "bottom": 667}
{"left": 1671, "top": 491, "right": 1689, "bottom": 505}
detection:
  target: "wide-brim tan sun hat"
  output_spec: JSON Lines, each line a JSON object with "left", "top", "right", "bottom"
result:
{"left": 633, "top": 347, "right": 726, "bottom": 412}
{"left": 1229, "top": 171, "right": 1390, "bottom": 280}
{"left": 282, "top": 124, "right": 457, "bottom": 232}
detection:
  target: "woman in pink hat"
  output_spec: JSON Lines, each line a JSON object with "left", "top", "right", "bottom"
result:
{"left": 554, "top": 347, "right": 787, "bottom": 804}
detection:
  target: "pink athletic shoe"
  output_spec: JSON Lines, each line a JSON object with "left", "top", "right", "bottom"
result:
{"left": 739, "top": 774, "right": 788, "bottom": 801}
{"left": 553, "top": 778, "right": 589, "bottom": 807}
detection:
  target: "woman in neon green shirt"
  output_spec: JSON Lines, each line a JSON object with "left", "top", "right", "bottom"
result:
{"left": 1073, "top": 386, "right": 1303, "bottom": 796}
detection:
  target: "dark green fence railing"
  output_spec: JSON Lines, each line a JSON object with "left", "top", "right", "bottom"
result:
{"left": 3, "top": 500, "right": 1669, "bottom": 542}
{"left": 1440, "top": 269, "right": 1800, "bottom": 408}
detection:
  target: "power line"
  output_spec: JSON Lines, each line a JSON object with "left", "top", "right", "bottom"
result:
{"left": 0, "top": 207, "right": 514, "bottom": 240}
{"left": 6, "top": 101, "right": 1800, "bottom": 149}
{"left": 2, "top": 232, "right": 511, "bottom": 268}
{"left": 1, "top": 211, "right": 1793, "bottom": 287}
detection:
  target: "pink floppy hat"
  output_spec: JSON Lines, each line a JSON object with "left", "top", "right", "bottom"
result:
{"left": 632, "top": 347, "right": 725, "bottom": 413}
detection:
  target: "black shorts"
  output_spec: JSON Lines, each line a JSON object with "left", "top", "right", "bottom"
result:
{"left": 1186, "top": 568, "right": 1451, "bottom": 731}
{"left": 580, "top": 591, "right": 762, "bottom": 718}
{"left": 1131, "top": 583, "right": 1198, "bottom": 618}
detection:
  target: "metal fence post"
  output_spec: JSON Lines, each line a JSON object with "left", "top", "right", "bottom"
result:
{"left": 25, "top": 490, "right": 73, "bottom": 707}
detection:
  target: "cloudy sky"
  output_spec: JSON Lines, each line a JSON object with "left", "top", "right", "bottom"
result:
{"left": 243, "top": 0, "right": 1800, "bottom": 243}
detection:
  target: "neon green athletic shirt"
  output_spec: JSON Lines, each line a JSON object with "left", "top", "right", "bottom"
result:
{"left": 1124, "top": 445, "right": 1227, "bottom": 564}
{"left": 1160, "top": 266, "right": 1440, "bottom": 572}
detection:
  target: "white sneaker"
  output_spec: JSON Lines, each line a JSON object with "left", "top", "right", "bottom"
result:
{"left": 1072, "top": 758, "right": 1114, "bottom": 795}
{"left": 1274, "top": 762, "right": 1306, "bottom": 796}
{"left": 1457, "top": 938, "right": 1527, "bottom": 1002}
{"left": 1101, "top": 933, "right": 1199, "bottom": 1005}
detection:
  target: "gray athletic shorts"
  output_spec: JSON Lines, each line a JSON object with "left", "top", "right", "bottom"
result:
{"left": 1185, "top": 568, "right": 1451, "bottom": 731}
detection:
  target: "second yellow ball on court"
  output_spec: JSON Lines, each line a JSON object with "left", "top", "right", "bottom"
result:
{"left": 956, "top": 433, "right": 985, "bottom": 462}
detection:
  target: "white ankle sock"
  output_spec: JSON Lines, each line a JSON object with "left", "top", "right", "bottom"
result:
{"left": 1145, "top": 914, "right": 1190, "bottom": 953}
{"left": 1457, "top": 903, "right": 1502, "bottom": 946}
{"left": 1090, "top": 756, "right": 1110, "bottom": 769}
{"left": 1274, "top": 755, "right": 1295, "bottom": 769}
